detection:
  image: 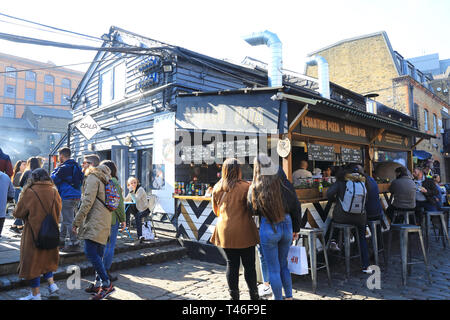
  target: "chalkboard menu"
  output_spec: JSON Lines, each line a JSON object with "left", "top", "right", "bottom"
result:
{"left": 181, "top": 138, "right": 258, "bottom": 163}
{"left": 308, "top": 144, "right": 335, "bottom": 161}
{"left": 341, "top": 147, "right": 362, "bottom": 163}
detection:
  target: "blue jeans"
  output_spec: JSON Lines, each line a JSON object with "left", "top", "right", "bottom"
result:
{"left": 84, "top": 239, "right": 109, "bottom": 286}
{"left": 259, "top": 214, "right": 293, "bottom": 300}
{"left": 95, "top": 222, "right": 119, "bottom": 283}
{"left": 30, "top": 272, "right": 53, "bottom": 288}
{"left": 257, "top": 244, "right": 270, "bottom": 283}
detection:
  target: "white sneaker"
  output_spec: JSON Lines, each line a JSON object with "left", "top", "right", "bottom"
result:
{"left": 258, "top": 284, "right": 272, "bottom": 297}
{"left": 19, "top": 292, "right": 41, "bottom": 300}
{"left": 48, "top": 283, "right": 59, "bottom": 295}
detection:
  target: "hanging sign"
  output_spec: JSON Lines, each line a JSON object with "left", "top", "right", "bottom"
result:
{"left": 76, "top": 115, "right": 101, "bottom": 140}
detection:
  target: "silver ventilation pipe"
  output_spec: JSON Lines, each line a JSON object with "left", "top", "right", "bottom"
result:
{"left": 243, "top": 30, "right": 282, "bottom": 87}
{"left": 305, "top": 55, "right": 330, "bottom": 99}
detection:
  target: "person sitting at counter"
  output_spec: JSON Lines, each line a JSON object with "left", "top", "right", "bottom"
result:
{"left": 312, "top": 168, "right": 322, "bottom": 179}
{"left": 326, "top": 165, "right": 370, "bottom": 273}
{"left": 413, "top": 168, "right": 440, "bottom": 223}
{"left": 323, "top": 167, "right": 333, "bottom": 178}
{"left": 386, "top": 166, "right": 416, "bottom": 222}
{"left": 292, "top": 160, "right": 312, "bottom": 185}
{"left": 124, "top": 177, "right": 150, "bottom": 241}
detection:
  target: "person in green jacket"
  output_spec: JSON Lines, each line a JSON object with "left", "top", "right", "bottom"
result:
{"left": 90, "top": 160, "right": 125, "bottom": 287}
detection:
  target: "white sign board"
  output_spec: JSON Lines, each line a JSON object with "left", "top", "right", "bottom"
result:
{"left": 76, "top": 115, "right": 101, "bottom": 140}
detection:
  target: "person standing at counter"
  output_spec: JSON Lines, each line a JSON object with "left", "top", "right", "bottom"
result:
{"left": 125, "top": 177, "right": 150, "bottom": 241}
{"left": 210, "top": 158, "right": 260, "bottom": 300}
{"left": 326, "top": 165, "right": 370, "bottom": 273}
{"left": 292, "top": 160, "right": 312, "bottom": 185}
{"left": 248, "top": 154, "right": 300, "bottom": 300}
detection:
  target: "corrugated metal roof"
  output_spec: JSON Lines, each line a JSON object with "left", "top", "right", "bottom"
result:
{"left": 0, "top": 117, "right": 35, "bottom": 130}
{"left": 27, "top": 106, "right": 73, "bottom": 119}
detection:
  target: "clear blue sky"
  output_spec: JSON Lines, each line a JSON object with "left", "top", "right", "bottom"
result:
{"left": 1, "top": 0, "right": 449, "bottom": 74}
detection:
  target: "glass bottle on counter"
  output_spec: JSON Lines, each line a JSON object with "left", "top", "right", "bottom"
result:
{"left": 318, "top": 180, "right": 323, "bottom": 197}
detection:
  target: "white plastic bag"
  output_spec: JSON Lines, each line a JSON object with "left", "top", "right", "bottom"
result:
{"left": 287, "top": 244, "right": 309, "bottom": 275}
{"left": 142, "top": 221, "right": 155, "bottom": 240}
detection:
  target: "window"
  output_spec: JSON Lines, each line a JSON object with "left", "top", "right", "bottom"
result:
{"left": 44, "top": 74, "right": 54, "bottom": 85}
{"left": 4, "top": 84, "right": 16, "bottom": 98}
{"left": 138, "top": 149, "right": 153, "bottom": 191}
{"left": 25, "top": 71, "right": 36, "bottom": 82}
{"left": 433, "top": 114, "right": 437, "bottom": 135}
{"left": 98, "top": 63, "right": 126, "bottom": 106}
{"left": 44, "top": 91, "right": 54, "bottom": 104}
{"left": 5, "top": 66, "right": 16, "bottom": 78}
{"left": 424, "top": 109, "right": 429, "bottom": 131}
{"left": 61, "top": 78, "right": 71, "bottom": 88}
{"left": 25, "top": 88, "right": 36, "bottom": 102}
{"left": 3, "top": 104, "right": 15, "bottom": 118}
{"left": 61, "top": 94, "right": 70, "bottom": 105}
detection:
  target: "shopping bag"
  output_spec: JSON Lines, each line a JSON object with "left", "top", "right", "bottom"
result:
{"left": 142, "top": 221, "right": 155, "bottom": 240}
{"left": 287, "top": 244, "right": 309, "bottom": 275}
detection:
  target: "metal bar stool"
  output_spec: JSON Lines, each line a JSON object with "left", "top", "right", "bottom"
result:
{"left": 367, "top": 219, "right": 387, "bottom": 267}
{"left": 298, "top": 228, "right": 332, "bottom": 293}
{"left": 392, "top": 210, "right": 417, "bottom": 225}
{"left": 326, "top": 222, "right": 362, "bottom": 279}
{"left": 439, "top": 206, "right": 450, "bottom": 232}
{"left": 386, "top": 224, "right": 431, "bottom": 286}
{"left": 424, "top": 211, "right": 450, "bottom": 252}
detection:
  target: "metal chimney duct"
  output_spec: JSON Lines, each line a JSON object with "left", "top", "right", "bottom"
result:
{"left": 306, "top": 55, "right": 330, "bottom": 99}
{"left": 243, "top": 30, "right": 282, "bottom": 87}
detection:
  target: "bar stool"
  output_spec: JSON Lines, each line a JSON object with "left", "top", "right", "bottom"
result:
{"left": 298, "top": 228, "right": 332, "bottom": 293}
{"left": 440, "top": 206, "right": 450, "bottom": 231}
{"left": 392, "top": 209, "right": 417, "bottom": 225}
{"left": 386, "top": 224, "right": 431, "bottom": 286}
{"left": 424, "top": 211, "right": 450, "bottom": 252}
{"left": 326, "top": 222, "right": 362, "bottom": 278}
{"left": 367, "top": 219, "right": 387, "bottom": 267}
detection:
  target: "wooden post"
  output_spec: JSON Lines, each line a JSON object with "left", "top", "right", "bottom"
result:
{"left": 407, "top": 150, "right": 414, "bottom": 172}
{"left": 364, "top": 145, "right": 373, "bottom": 176}
{"left": 283, "top": 132, "right": 293, "bottom": 182}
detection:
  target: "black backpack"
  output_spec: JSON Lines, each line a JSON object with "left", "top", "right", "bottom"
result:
{"left": 29, "top": 188, "right": 60, "bottom": 250}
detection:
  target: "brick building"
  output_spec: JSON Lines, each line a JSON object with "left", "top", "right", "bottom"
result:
{"left": 305, "top": 31, "right": 450, "bottom": 181}
{"left": 0, "top": 52, "right": 84, "bottom": 163}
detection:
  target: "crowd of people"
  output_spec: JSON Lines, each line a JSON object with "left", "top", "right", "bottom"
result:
{"left": 0, "top": 144, "right": 448, "bottom": 301}
{"left": 0, "top": 147, "right": 152, "bottom": 300}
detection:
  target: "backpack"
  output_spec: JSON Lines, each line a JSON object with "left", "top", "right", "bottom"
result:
{"left": 97, "top": 179, "right": 120, "bottom": 211}
{"left": 29, "top": 188, "right": 60, "bottom": 250}
{"left": 339, "top": 179, "right": 367, "bottom": 214}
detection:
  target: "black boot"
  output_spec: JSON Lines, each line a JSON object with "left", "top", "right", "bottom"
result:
{"left": 229, "top": 289, "right": 240, "bottom": 300}
{"left": 249, "top": 289, "right": 260, "bottom": 300}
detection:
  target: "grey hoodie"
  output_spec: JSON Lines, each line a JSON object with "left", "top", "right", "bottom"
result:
{"left": 389, "top": 175, "right": 416, "bottom": 209}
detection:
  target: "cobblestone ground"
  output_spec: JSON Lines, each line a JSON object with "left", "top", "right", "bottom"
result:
{"left": 1, "top": 231, "right": 448, "bottom": 301}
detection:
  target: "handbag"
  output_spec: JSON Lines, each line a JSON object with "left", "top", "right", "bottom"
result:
{"left": 287, "top": 241, "right": 309, "bottom": 275}
{"left": 141, "top": 221, "right": 154, "bottom": 240}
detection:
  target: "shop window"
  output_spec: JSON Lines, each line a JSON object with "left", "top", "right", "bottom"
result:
{"left": 98, "top": 62, "right": 126, "bottom": 106}
{"left": 26, "top": 71, "right": 36, "bottom": 82}
{"left": 424, "top": 109, "right": 429, "bottom": 131}
{"left": 61, "top": 78, "right": 71, "bottom": 88}
{"left": 3, "top": 104, "right": 15, "bottom": 118}
{"left": 4, "top": 84, "right": 16, "bottom": 98}
{"left": 5, "top": 66, "right": 16, "bottom": 78}
{"left": 25, "top": 88, "right": 36, "bottom": 102}
{"left": 44, "top": 74, "right": 54, "bottom": 85}
{"left": 138, "top": 149, "right": 153, "bottom": 192}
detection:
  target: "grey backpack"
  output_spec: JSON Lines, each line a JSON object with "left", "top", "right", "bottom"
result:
{"left": 339, "top": 180, "right": 367, "bottom": 214}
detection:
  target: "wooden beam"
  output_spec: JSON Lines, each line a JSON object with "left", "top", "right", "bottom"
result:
{"left": 288, "top": 105, "right": 309, "bottom": 133}
{"left": 411, "top": 137, "right": 425, "bottom": 150}
{"left": 369, "top": 128, "right": 385, "bottom": 145}
{"left": 407, "top": 150, "right": 414, "bottom": 172}
{"left": 283, "top": 132, "right": 293, "bottom": 183}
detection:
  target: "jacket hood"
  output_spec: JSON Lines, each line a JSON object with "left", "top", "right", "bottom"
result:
{"left": 345, "top": 173, "right": 366, "bottom": 183}
{"left": 86, "top": 165, "right": 111, "bottom": 185}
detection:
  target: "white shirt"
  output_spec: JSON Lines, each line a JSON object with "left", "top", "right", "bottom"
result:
{"left": 293, "top": 168, "right": 312, "bottom": 185}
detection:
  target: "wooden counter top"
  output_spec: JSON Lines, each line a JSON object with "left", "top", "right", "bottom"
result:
{"left": 173, "top": 195, "right": 212, "bottom": 201}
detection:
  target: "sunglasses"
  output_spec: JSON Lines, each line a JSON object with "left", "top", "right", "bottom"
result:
{"left": 83, "top": 161, "right": 92, "bottom": 165}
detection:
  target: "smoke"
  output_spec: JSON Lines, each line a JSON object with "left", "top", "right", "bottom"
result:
{"left": 0, "top": 129, "right": 43, "bottom": 165}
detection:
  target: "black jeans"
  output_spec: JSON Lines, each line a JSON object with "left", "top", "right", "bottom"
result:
{"left": 223, "top": 246, "right": 258, "bottom": 295}
{"left": 125, "top": 204, "right": 150, "bottom": 238}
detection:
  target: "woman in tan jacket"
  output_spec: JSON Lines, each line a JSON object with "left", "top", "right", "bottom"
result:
{"left": 13, "top": 168, "right": 62, "bottom": 300}
{"left": 210, "top": 158, "right": 260, "bottom": 300}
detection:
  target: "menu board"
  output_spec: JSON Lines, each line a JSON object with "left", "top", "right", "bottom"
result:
{"left": 341, "top": 147, "right": 362, "bottom": 163}
{"left": 307, "top": 144, "right": 335, "bottom": 162}
{"left": 181, "top": 138, "right": 258, "bottom": 163}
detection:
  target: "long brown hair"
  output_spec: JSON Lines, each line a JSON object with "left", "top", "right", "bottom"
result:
{"left": 213, "top": 158, "right": 242, "bottom": 193}
{"left": 11, "top": 160, "right": 25, "bottom": 182}
{"left": 249, "top": 154, "right": 284, "bottom": 224}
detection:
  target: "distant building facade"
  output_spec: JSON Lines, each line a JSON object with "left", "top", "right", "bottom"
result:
{"left": 0, "top": 52, "right": 84, "bottom": 163}
{"left": 305, "top": 31, "right": 450, "bottom": 181}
